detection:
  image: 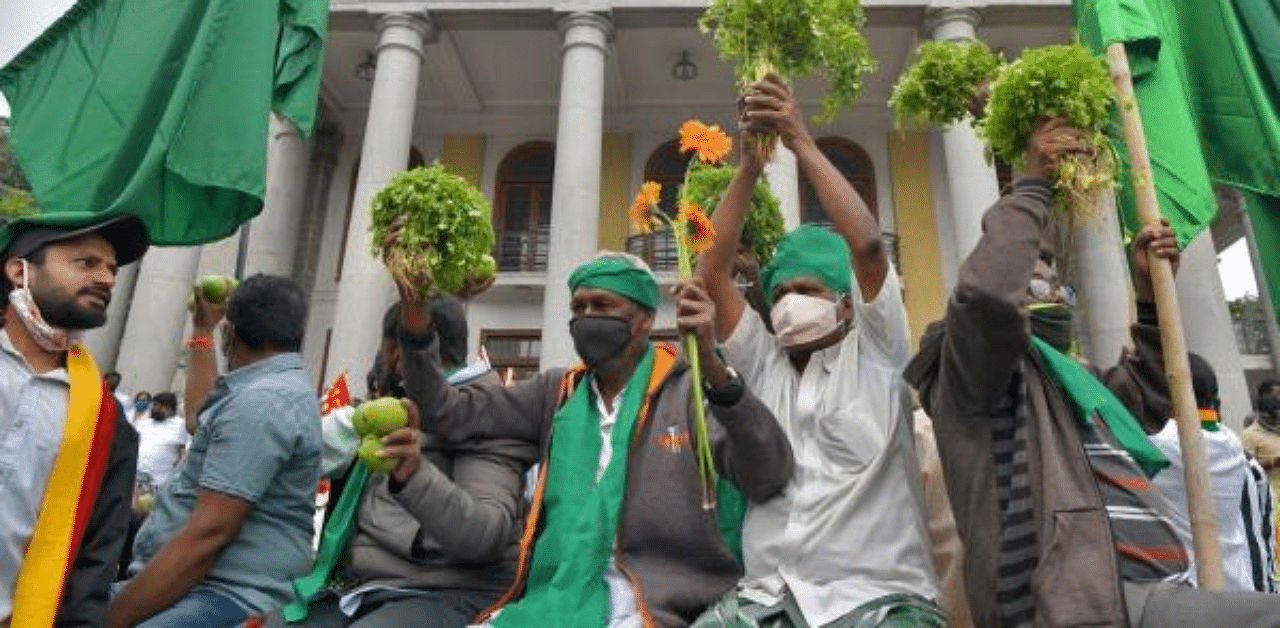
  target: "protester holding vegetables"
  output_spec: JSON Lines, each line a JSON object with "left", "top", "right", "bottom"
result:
{"left": 904, "top": 117, "right": 1280, "bottom": 628}
{"left": 388, "top": 218, "right": 793, "bottom": 626}
{"left": 693, "top": 73, "right": 945, "bottom": 628}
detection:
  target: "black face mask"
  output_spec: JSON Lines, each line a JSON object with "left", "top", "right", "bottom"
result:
{"left": 569, "top": 315, "right": 633, "bottom": 369}
{"left": 1029, "top": 304, "right": 1073, "bottom": 352}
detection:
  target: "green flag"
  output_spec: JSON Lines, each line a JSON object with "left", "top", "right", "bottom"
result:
{"left": 1073, "top": 0, "right": 1280, "bottom": 249}
{"left": 0, "top": 0, "right": 328, "bottom": 248}
{"left": 1072, "top": 0, "right": 1218, "bottom": 247}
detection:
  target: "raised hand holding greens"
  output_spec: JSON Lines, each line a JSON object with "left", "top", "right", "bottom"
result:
{"left": 371, "top": 163, "right": 496, "bottom": 299}
{"left": 699, "top": 0, "right": 876, "bottom": 163}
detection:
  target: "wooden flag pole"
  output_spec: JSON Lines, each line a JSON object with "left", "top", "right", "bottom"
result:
{"left": 1105, "top": 42, "right": 1225, "bottom": 590}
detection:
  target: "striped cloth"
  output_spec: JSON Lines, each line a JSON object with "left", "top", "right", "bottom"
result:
{"left": 1242, "top": 459, "right": 1277, "bottom": 592}
{"left": 992, "top": 369, "right": 1035, "bottom": 628}
{"left": 1082, "top": 415, "right": 1191, "bottom": 583}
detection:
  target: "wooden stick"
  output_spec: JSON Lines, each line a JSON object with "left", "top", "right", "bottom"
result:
{"left": 1105, "top": 42, "right": 1225, "bottom": 590}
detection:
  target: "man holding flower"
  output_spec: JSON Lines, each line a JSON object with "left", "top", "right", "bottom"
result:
{"left": 388, "top": 246, "right": 794, "bottom": 627}
{"left": 694, "top": 74, "right": 945, "bottom": 627}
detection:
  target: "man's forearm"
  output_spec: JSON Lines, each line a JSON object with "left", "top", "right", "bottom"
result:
{"left": 183, "top": 326, "right": 218, "bottom": 435}
{"left": 105, "top": 526, "right": 231, "bottom": 627}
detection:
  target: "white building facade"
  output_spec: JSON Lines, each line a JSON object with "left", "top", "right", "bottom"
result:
{"left": 86, "top": 0, "right": 1273, "bottom": 429}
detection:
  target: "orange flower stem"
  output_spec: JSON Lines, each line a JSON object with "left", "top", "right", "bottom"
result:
{"left": 654, "top": 206, "right": 718, "bottom": 509}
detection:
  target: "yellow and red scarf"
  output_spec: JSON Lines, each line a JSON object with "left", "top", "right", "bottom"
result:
{"left": 12, "top": 345, "right": 116, "bottom": 626}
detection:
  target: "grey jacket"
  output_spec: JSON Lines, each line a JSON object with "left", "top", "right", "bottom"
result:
{"left": 58, "top": 399, "right": 139, "bottom": 627}
{"left": 345, "top": 370, "right": 537, "bottom": 593}
{"left": 904, "top": 182, "right": 1170, "bottom": 628}
{"left": 402, "top": 329, "right": 794, "bottom": 627}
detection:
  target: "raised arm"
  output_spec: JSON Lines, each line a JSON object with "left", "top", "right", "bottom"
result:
{"left": 743, "top": 73, "right": 887, "bottom": 303}
{"left": 1101, "top": 221, "right": 1180, "bottom": 433}
{"left": 695, "top": 115, "right": 765, "bottom": 343}
{"left": 183, "top": 286, "right": 224, "bottom": 435}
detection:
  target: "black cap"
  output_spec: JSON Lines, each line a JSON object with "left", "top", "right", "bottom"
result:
{"left": 6, "top": 214, "right": 149, "bottom": 266}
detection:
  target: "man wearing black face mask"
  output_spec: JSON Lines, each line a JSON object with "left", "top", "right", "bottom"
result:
{"left": 390, "top": 248, "right": 793, "bottom": 627}
{"left": 905, "top": 118, "right": 1280, "bottom": 628}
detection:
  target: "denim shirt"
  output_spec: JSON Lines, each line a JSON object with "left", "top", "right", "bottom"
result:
{"left": 133, "top": 352, "right": 322, "bottom": 612}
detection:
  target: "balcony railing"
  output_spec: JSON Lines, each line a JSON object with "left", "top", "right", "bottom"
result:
{"left": 1233, "top": 311, "right": 1274, "bottom": 356}
{"left": 496, "top": 225, "right": 550, "bottom": 272}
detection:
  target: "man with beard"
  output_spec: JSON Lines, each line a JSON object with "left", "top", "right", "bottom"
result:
{"left": 289, "top": 296, "right": 536, "bottom": 628}
{"left": 389, "top": 248, "right": 794, "bottom": 627}
{"left": 108, "top": 274, "right": 322, "bottom": 628}
{"left": 0, "top": 214, "right": 149, "bottom": 626}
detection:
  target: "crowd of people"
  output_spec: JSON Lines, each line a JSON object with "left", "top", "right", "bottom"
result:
{"left": 2, "top": 77, "right": 1280, "bottom": 628}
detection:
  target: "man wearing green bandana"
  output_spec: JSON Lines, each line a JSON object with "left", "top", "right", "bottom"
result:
{"left": 386, "top": 249, "right": 794, "bottom": 627}
{"left": 695, "top": 74, "right": 946, "bottom": 628}
{"left": 905, "top": 118, "right": 1280, "bottom": 627}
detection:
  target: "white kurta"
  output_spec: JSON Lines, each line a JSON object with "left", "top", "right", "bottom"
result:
{"left": 723, "top": 270, "right": 940, "bottom": 626}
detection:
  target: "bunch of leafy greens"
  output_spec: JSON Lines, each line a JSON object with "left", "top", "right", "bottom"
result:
{"left": 0, "top": 190, "right": 36, "bottom": 221}
{"left": 699, "top": 0, "right": 877, "bottom": 159}
{"left": 678, "top": 161, "right": 784, "bottom": 264}
{"left": 889, "top": 40, "right": 1003, "bottom": 129}
{"left": 371, "top": 163, "right": 496, "bottom": 297}
{"left": 980, "top": 43, "right": 1117, "bottom": 214}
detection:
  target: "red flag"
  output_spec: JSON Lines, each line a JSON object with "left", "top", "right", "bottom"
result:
{"left": 319, "top": 371, "right": 350, "bottom": 415}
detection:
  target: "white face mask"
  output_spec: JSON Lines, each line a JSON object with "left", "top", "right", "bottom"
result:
{"left": 770, "top": 292, "right": 841, "bottom": 348}
{"left": 8, "top": 260, "right": 82, "bottom": 352}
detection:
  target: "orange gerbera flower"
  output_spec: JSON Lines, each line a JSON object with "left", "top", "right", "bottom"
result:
{"left": 629, "top": 182, "right": 663, "bottom": 234}
{"left": 679, "top": 200, "right": 716, "bottom": 253}
{"left": 679, "top": 120, "right": 732, "bottom": 164}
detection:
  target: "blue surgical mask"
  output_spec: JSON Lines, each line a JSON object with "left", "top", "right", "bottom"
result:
{"left": 134, "top": 398, "right": 151, "bottom": 413}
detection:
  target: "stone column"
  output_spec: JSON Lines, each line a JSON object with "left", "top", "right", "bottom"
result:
{"left": 539, "top": 11, "right": 613, "bottom": 369}
{"left": 327, "top": 13, "right": 432, "bottom": 394}
{"left": 82, "top": 260, "right": 140, "bottom": 372}
{"left": 1242, "top": 208, "right": 1280, "bottom": 374}
{"left": 928, "top": 7, "right": 1001, "bottom": 261}
{"left": 1070, "top": 195, "right": 1133, "bottom": 365}
{"left": 114, "top": 246, "right": 203, "bottom": 393}
{"left": 1176, "top": 232, "right": 1253, "bottom": 430}
{"left": 765, "top": 144, "right": 802, "bottom": 228}
{"left": 245, "top": 112, "right": 312, "bottom": 278}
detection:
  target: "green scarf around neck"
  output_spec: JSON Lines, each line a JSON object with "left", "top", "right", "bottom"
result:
{"left": 493, "top": 345, "right": 656, "bottom": 628}
{"left": 1032, "top": 337, "right": 1169, "bottom": 478}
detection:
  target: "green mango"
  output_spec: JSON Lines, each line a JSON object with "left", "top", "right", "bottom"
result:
{"left": 358, "top": 435, "right": 399, "bottom": 473}
{"left": 352, "top": 397, "right": 408, "bottom": 437}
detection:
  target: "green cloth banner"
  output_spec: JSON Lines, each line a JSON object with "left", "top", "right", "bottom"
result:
{"left": 1073, "top": 0, "right": 1280, "bottom": 248}
{"left": 0, "top": 0, "right": 327, "bottom": 247}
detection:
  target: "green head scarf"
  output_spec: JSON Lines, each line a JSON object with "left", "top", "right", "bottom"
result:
{"left": 760, "top": 225, "right": 851, "bottom": 302}
{"left": 567, "top": 255, "right": 658, "bottom": 311}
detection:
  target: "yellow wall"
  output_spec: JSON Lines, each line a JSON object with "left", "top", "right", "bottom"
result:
{"left": 598, "top": 132, "right": 633, "bottom": 250}
{"left": 888, "top": 131, "right": 947, "bottom": 350}
{"left": 441, "top": 134, "right": 487, "bottom": 188}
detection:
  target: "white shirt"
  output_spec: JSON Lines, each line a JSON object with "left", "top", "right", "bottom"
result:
{"left": 591, "top": 378, "right": 644, "bottom": 628}
{"left": 1151, "top": 421, "right": 1255, "bottom": 591}
{"left": 723, "top": 270, "right": 939, "bottom": 626}
{"left": 0, "top": 328, "right": 70, "bottom": 622}
{"left": 132, "top": 413, "right": 189, "bottom": 489}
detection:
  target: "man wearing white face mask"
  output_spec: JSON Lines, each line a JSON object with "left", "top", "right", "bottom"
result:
{"left": 694, "top": 73, "right": 944, "bottom": 628}
{"left": 0, "top": 212, "right": 149, "bottom": 627}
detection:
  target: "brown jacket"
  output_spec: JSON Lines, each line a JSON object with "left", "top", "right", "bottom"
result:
{"left": 402, "top": 331, "right": 794, "bottom": 627}
{"left": 904, "top": 183, "right": 1170, "bottom": 628}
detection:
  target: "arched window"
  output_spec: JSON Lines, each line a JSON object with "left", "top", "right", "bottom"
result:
{"left": 627, "top": 140, "right": 688, "bottom": 271}
{"left": 494, "top": 141, "right": 555, "bottom": 272}
{"left": 798, "top": 137, "right": 877, "bottom": 225}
